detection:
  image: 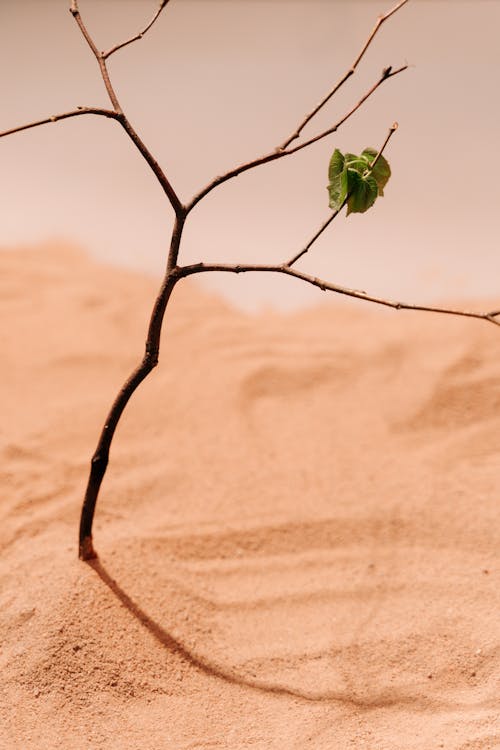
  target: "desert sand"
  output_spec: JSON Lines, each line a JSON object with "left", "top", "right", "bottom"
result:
{"left": 1, "top": 245, "right": 499, "bottom": 749}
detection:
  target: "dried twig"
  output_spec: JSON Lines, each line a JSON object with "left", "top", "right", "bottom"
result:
{"left": 70, "top": 0, "right": 183, "bottom": 219}
{"left": 287, "top": 213, "right": 340, "bottom": 268}
{"left": 368, "top": 121, "right": 398, "bottom": 172}
{"left": 175, "top": 262, "right": 500, "bottom": 328}
{"left": 0, "top": 107, "right": 119, "bottom": 139}
{"left": 280, "top": 0, "right": 409, "bottom": 149}
{"left": 103, "top": 0, "right": 171, "bottom": 59}
{"left": 185, "top": 65, "right": 406, "bottom": 215}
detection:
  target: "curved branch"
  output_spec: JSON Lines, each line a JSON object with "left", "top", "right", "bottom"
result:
{"left": 79, "top": 216, "right": 186, "bottom": 560}
{"left": 280, "top": 0, "right": 409, "bottom": 149}
{"left": 0, "top": 106, "right": 119, "bottom": 139}
{"left": 175, "top": 262, "right": 500, "bottom": 328}
{"left": 103, "top": 0, "right": 172, "bottom": 59}
{"left": 185, "top": 65, "right": 406, "bottom": 215}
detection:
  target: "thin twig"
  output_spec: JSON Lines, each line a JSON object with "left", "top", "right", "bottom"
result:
{"left": 70, "top": 1, "right": 122, "bottom": 112}
{"left": 70, "top": 0, "right": 183, "bottom": 220}
{"left": 185, "top": 65, "right": 406, "bottom": 215}
{"left": 353, "top": 0, "right": 409, "bottom": 69}
{"left": 286, "top": 123, "right": 398, "bottom": 267}
{"left": 175, "top": 262, "right": 500, "bottom": 328}
{"left": 0, "top": 107, "right": 119, "bottom": 139}
{"left": 103, "top": 0, "right": 171, "bottom": 59}
{"left": 286, "top": 213, "right": 340, "bottom": 268}
{"left": 280, "top": 0, "right": 409, "bottom": 150}
{"left": 284, "top": 66, "right": 406, "bottom": 160}
{"left": 367, "top": 121, "right": 398, "bottom": 172}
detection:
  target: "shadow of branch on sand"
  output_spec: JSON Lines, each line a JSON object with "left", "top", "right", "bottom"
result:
{"left": 88, "top": 557, "right": 448, "bottom": 712}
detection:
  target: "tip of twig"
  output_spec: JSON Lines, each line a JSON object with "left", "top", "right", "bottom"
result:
{"left": 392, "top": 122, "right": 399, "bottom": 130}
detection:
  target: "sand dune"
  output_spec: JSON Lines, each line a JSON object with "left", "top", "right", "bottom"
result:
{"left": 1, "top": 246, "right": 499, "bottom": 749}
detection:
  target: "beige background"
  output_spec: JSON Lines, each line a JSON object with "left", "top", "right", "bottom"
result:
{"left": 1, "top": 0, "right": 499, "bottom": 310}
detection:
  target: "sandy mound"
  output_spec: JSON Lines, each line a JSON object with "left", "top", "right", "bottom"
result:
{"left": 1, "top": 246, "right": 499, "bottom": 749}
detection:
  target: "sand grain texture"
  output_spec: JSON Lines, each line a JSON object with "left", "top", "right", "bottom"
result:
{"left": 1, "top": 246, "right": 499, "bottom": 749}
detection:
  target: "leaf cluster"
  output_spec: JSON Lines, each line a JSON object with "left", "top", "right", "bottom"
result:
{"left": 327, "top": 147, "right": 391, "bottom": 216}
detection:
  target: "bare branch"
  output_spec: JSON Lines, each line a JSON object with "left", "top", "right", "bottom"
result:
{"left": 280, "top": 0, "right": 409, "bottom": 150}
{"left": 103, "top": 0, "right": 172, "bottom": 59}
{"left": 70, "top": 0, "right": 183, "bottom": 220}
{"left": 119, "top": 116, "right": 185, "bottom": 220}
{"left": 353, "top": 0, "right": 409, "bottom": 68}
{"left": 175, "top": 262, "right": 500, "bottom": 328}
{"left": 70, "top": 1, "right": 122, "bottom": 112}
{"left": 368, "top": 121, "right": 398, "bottom": 171}
{"left": 0, "top": 106, "right": 119, "bottom": 139}
{"left": 283, "top": 66, "right": 406, "bottom": 160}
{"left": 286, "top": 212, "right": 340, "bottom": 268}
{"left": 185, "top": 65, "right": 406, "bottom": 215}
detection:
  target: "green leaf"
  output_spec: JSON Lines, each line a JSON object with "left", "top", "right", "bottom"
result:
{"left": 328, "top": 149, "right": 345, "bottom": 182}
{"left": 361, "top": 147, "right": 391, "bottom": 196}
{"left": 327, "top": 173, "right": 346, "bottom": 211}
{"left": 345, "top": 170, "right": 379, "bottom": 216}
{"left": 327, "top": 149, "right": 347, "bottom": 210}
{"left": 327, "top": 144, "right": 391, "bottom": 214}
